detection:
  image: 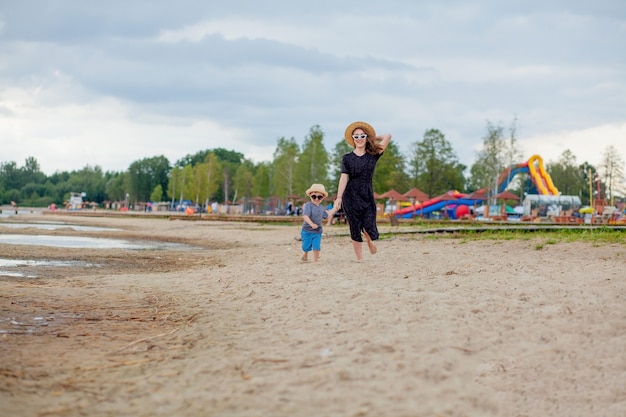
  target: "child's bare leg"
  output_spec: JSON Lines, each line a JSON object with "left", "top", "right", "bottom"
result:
{"left": 312, "top": 250, "right": 320, "bottom": 262}
{"left": 363, "top": 230, "right": 377, "bottom": 254}
{"left": 301, "top": 252, "right": 308, "bottom": 261}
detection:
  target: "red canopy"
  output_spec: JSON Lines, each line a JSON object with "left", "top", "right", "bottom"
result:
{"left": 379, "top": 189, "right": 405, "bottom": 201}
{"left": 466, "top": 190, "right": 489, "bottom": 200}
{"left": 495, "top": 190, "right": 520, "bottom": 200}
{"left": 403, "top": 187, "right": 429, "bottom": 201}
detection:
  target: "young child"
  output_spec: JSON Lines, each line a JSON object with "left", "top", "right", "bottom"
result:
{"left": 301, "top": 183, "right": 336, "bottom": 262}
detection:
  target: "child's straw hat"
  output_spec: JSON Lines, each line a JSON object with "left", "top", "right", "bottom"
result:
{"left": 305, "top": 184, "right": 328, "bottom": 198}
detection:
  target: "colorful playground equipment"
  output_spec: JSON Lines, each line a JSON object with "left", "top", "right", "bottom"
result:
{"left": 497, "top": 154, "right": 558, "bottom": 195}
{"left": 394, "top": 191, "right": 480, "bottom": 219}
{"left": 392, "top": 155, "right": 559, "bottom": 219}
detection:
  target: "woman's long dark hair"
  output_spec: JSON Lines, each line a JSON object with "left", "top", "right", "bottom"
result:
{"left": 365, "top": 136, "right": 383, "bottom": 155}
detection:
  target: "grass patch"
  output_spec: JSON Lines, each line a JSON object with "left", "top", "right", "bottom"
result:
{"left": 417, "top": 225, "right": 626, "bottom": 245}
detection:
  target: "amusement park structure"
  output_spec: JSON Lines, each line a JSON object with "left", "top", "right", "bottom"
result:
{"left": 393, "top": 155, "right": 580, "bottom": 219}
{"left": 497, "top": 154, "right": 558, "bottom": 195}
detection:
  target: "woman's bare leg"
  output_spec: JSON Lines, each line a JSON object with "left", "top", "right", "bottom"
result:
{"left": 351, "top": 240, "right": 363, "bottom": 261}
{"left": 363, "top": 230, "right": 377, "bottom": 254}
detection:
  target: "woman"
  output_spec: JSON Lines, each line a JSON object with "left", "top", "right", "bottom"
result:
{"left": 331, "top": 121, "right": 392, "bottom": 261}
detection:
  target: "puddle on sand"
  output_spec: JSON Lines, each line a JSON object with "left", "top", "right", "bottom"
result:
{"left": 0, "top": 312, "right": 83, "bottom": 335}
{"left": 0, "top": 258, "right": 96, "bottom": 267}
{"left": 0, "top": 258, "right": 98, "bottom": 279}
{"left": 0, "top": 316, "right": 52, "bottom": 334}
{"left": 1, "top": 271, "right": 38, "bottom": 278}
{"left": 0, "top": 234, "right": 196, "bottom": 250}
{"left": 0, "top": 222, "right": 121, "bottom": 232}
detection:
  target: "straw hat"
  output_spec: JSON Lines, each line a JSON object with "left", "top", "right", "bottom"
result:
{"left": 305, "top": 183, "right": 328, "bottom": 198}
{"left": 344, "top": 121, "right": 376, "bottom": 147}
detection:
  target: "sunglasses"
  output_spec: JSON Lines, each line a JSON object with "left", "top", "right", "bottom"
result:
{"left": 310, "top": 194, "right": 324, "bottom": 200}
{"left": 352, "top": 134, "right": 367, "bottom": 140}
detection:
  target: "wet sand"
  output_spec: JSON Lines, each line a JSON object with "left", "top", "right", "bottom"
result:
{"left": 1, "top": 213, "right": 625, "bottom": 417}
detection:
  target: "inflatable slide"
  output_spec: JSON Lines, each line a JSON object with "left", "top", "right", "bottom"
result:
{"left": 497, "top": 154, "right": 558, "bottom": 195}
{"left": 395, "top": 191, "right": 480, "bottom": 219}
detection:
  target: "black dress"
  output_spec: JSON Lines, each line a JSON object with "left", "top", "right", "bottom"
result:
{"left": 341, "top": 151, "right": 383, "bottom": 242}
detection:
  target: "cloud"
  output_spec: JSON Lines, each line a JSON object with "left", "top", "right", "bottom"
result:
{"left": 0, "top": 0, "right": 624, "bottom": 178}
{"left": 0, "top": 78, "right": 259, "bottom": 174}
{"left": 520, "top": 122, "right": 626, "bottom": 166}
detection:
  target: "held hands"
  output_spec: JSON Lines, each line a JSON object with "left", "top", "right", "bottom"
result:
{"left": 324, "top": 197, "right": 342, "bottom": 226}
{"left": 333, "top": 197, "right": 342, "bottom": 211}
{"left": 326, "top": 201, "right": 341, "bottom": 226}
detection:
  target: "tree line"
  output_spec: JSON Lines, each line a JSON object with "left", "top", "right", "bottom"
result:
{"left": 1, "top": 121, "right": 624, "bottom": 209}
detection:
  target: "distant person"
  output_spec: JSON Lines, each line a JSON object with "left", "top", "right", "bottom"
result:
{"left": 329, "top": 121, "right": 391, "bottom": 261}
{"left": 301, "top": 184, "right": 334, "bottom": 262}
{"left": 538, "top": 204, "right": 547, "bottom": 217}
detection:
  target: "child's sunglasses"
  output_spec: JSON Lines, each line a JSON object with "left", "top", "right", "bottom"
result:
{"left": 310, "top": 194, "right": 324, "bottom": 200}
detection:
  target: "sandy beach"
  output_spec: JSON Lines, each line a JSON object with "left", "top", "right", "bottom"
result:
{"left": 1, "top": 212, "right": 625, "bottom": 417}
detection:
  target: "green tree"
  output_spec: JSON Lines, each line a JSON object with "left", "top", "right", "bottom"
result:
{"left": 0, "top": 158, "right": 47, "bottom": 204}
{"left": 328, "top": 140, "right": 353, "bottom": 193}
{"left": 181, "top": 165, "right": 195, "bottom": 203}
{"left": 199, "top": 148, "right": 246, "bottom": 203}
{"left": 105, "top": 172, "right": 127, "bottom": 203}
{"left": 204, "top": 153, "right": 222, "bottom": 204}
{"left": 407, "top": 129, "right": 465, "bottom": 197}
{"left": 599, "top": 145, "right": 626, "bottom": 205}
{"left": 65, "top": 165, "right": 107, "bottom": 203}
{"left": 294, "top": 125, "right": 330, "bottom": 194}
{"left": 166, "top": 165, "right": 195, "bottom": 206}
{"left": 271, "top": 137, "right": 300, "bottom": 199}
{"left": 22, "top": 157, "right": 46, "bottom": 186}
{"left": 192, "top": 163, "right": 209, "bottom": 206}
{"left": 373, "top": 141, "right": 409, "bottom": 194}
{"left": 150, "top": 184, "right": 163, "bottom": 202}
{"left": 468, "top": 119, "right": 523, "bottom": 193}
{"left": 0, "top": 161, "right": 21, "bottom": 195}
{"left": 546, "top": 150, "right": 586, "bottom": 197}
{"left": 252, "top": 161, "right": 272, "bottom": 198}
{"left": 233, "top": 161, "right": 255, "bottom": 202}
{"left": 579, "top": 162, "right": 598, "bottom": 205}
{"left": 167, "top": 167, "right": 184, "bottom": 206}
{"left": 127, "top": 156, "right": 170, "bottom": 203}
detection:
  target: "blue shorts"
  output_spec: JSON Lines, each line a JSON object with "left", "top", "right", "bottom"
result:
{"left": 301, "top": 230, "right": 322, "bottom": 252}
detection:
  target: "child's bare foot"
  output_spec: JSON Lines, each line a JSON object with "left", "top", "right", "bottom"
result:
{"left": 301, "top": 253, "right": 308, "bottom": 262}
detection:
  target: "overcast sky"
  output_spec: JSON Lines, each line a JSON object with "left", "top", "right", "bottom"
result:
{"left": 1, "top": 1, "right": 625, "bottom": 175}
